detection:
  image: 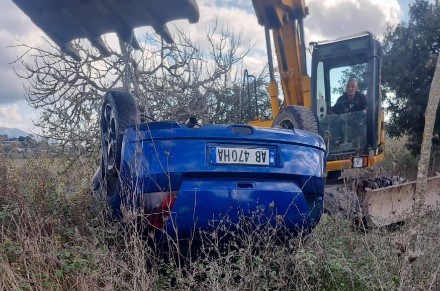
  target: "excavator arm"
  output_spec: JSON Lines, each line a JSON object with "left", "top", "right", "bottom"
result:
{"left": 251, "top": 0, "right": 311, "bottom": 117}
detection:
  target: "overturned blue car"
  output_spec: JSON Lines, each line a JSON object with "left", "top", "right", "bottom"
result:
{"left": 93, "top": 89, "right": 326, "bottom": 239}
{"left": 11, "top": 0, "right": 327, "bottom": 239}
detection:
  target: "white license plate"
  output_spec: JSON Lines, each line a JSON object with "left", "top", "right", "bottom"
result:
{"left": 211, "top": 146, "right": 275, "bottom": 166}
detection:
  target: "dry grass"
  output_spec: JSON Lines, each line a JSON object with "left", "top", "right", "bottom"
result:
{"left": 0, "top": 139, "right": 439, "bottom": 290}
{"left": 382, "top": 136, "right": 420, "bottom": 180}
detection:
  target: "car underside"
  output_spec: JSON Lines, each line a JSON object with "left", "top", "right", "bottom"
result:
{"left": 93, "top": 90, "right": 326, "bottom": 239}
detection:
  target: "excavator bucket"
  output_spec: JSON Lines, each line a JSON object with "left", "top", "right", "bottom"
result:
{"left": 360, "top": 175, "right": 440, "bottom": 227}
{"left": 12, "top": 0, "right": 200, "bottom": 60}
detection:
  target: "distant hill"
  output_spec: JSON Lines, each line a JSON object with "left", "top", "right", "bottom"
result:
{"left": 0, "top": 127, "right": 29, "bottom": 138}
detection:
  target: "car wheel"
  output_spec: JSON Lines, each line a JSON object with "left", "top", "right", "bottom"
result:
{"left": 100, "top": 89, "right": 138, "bottom": 197}
{"left": 272, "top": 105, "right": 318, "bottom": 134}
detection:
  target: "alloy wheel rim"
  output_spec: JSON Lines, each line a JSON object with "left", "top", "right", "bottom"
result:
{"left": 103, "top": 103, "right": 117, "bottom": 173}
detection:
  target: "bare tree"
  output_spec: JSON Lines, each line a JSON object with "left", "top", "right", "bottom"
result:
{"left": 415, "top": 55, "right": 440, "bottom": 209}
{"left": 12, "top": 24, "right": 255, "bottom": 163}
{"left": 399, "top": 54, "right": 440, "bottom": 290}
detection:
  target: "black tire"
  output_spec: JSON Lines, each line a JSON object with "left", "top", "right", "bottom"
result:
{"left": 100, "top": 89, "right": 138, "bottom": 196}
{"left": 272, "top": 105, "right": 318, "bottom": 134}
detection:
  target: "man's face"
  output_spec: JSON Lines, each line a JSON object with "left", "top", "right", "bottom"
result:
{"left": 346, "top": 81, "right": 357, "bottom": 99}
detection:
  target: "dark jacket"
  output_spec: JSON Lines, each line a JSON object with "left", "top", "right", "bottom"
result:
{"left": 332, "top": 91, "right": 367, "bottom": 113}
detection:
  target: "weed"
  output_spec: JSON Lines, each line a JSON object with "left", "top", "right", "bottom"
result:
{"left": 0, "top": 139, "right": 439, "bottom": 290}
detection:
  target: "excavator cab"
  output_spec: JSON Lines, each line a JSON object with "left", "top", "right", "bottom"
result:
{"left": 310, "top": 32, "right": 385, "bottom": 173}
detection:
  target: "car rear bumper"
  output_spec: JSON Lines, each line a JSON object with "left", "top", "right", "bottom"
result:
{"left": 164, "top": 178, "right": 323, "bottom": 238}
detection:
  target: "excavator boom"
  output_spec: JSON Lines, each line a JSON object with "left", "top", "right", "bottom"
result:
{"left": 251, "top": 0, "right": 310, "bottom": 109}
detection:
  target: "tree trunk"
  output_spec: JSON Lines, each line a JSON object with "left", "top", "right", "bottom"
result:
{"left": 415, "top": 54, "right": 440, "bottom": 213}
{"left": 399, "top": 55, "right": 440, "bottom": 291}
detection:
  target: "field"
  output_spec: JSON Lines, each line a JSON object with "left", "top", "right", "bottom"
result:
{"left": 0, "top": 138, "right": 439, "bottom": 290}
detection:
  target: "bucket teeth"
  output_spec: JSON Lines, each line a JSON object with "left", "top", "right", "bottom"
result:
{"left": 12, "top": 0, "right": 201, "bottom": 61}
{"left": 91, "top": 36, "right": 112, "bottom": 58}
{"left": 117, "top": 30, "right": 141, "bottom": 50}
{"left": 62, "top": 42, "right": 81, "bottom": 62}
{"left": 154, "top": 25, "right": 174, "bottom": 44}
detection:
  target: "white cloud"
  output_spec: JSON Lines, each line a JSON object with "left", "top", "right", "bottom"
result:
{"left": 0, "top": 0, "right": 46, "bottom": 106}
{"left": 160, "top": 2, "right": 269, "bottom": 77}
{"left": 168, "top": 3, "right": 264, "bottom": 51}
{"left": 243, "top": 54, "right": 267, "bottom": 75}
{"left": 0, "top": 104, "right": 22, "bottom": 126}
{"left": 306, "top": 0, "right": 402, "bottom": 42}
{"left": 0, "top": 101, "right": 40, "bottom": 132}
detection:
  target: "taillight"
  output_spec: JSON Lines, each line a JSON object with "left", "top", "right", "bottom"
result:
{"left": 146, "top": 191, "right": 177, "bottom": 229}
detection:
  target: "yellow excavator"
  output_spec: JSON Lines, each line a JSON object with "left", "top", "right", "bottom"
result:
{"left": 11, "top": 0, "right": 439, "bottom": 226}
{"left": 248, "top": 0, "right": 440, "bottom": 227}
{"left": 249, "top": 0, "right": 385, "bottom": 170}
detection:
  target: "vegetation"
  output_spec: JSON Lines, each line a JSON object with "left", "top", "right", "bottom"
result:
{"left": 0, "top": 134, "right": 57, "bottom": 159}
{"left": 0, "top": 139, "right": 439, "bottom": 290}
{"left": 382, "top": 0, "right": 440, "bottom": 155}
{"left": 13, "top": 25, "right": 270, "bottom": 165}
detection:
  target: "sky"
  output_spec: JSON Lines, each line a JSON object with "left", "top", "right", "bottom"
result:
{"left": 0, "top": 0, "right": 416, "bottom": 133}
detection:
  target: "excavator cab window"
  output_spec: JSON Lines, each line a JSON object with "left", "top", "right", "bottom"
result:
{"left": 317, "top": 62, "right": 368, "bottom": 155}
{"left": 311, "top": 32, "right": 382, "bottom": 161}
